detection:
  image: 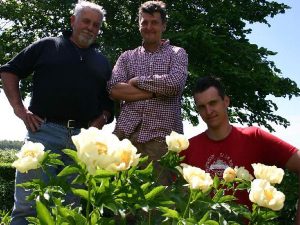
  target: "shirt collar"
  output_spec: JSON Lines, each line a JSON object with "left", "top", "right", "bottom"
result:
{"left": 141, "top": 39, "right": 170, "bottom": 53}
{"left": 62, "top": 30, "right": 99, "bottom": 48}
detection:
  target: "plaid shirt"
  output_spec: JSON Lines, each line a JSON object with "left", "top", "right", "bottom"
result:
{"left": 108, "top": 40, "right": 188, "bottom": 143}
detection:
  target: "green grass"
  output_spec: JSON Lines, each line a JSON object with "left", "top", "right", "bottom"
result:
{"left": 0, "top": 209, "right": 11, "bottom": 224}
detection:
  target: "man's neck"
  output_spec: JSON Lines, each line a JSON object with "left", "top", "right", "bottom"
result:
{"left": 143, "top": 41, "right": 161, "bottom": 52}
{"left": 206, "top": 123, "right": 232, "bottom": 141}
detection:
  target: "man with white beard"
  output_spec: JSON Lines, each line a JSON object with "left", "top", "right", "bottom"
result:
{"left": 0, "top": 1, "right": 114, "bottom": 224}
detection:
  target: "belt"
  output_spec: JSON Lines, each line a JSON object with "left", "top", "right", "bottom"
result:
{"left": 45, "top": 118, "right": 89, "bottom": 129}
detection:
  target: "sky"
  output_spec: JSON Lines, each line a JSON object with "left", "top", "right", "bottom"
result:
{"left": 0, "top": 0, "right": 299, "bottom": 148}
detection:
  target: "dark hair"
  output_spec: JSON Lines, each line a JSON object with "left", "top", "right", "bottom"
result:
{"left": 193, "top": 76, "right": 226, "bottom": 99}
{"left": 139, "top": 1, "right": 167, "bottom": 23}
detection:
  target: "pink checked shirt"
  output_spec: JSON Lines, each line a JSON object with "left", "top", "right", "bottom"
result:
{"left": 108, "top": 40, "right": 188, "bottom": 143}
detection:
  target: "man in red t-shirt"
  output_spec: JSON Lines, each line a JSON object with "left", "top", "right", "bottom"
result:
{"left": 181, "top": 76, "right": 300, "bottom": 223}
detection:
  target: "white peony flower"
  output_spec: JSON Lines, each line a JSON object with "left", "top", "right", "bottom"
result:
{"left": 181, "top": 163, "right": 213, "bottom": 192}
{"left": 252, "top": 163, "right": 284, "bottom": 184}
{"left": 72, "top": 127, "right": 141, "bottom": 174}
{"left": 72, "top": 127, "right": 120, "bottom": 174}
{"left": 249, "top": 179, "right": 285, "bottom": 211}
{"left": 235, "top": 166, "right": 254, "bottom": 181}
{"left": 105, "top": 139, "right": 140, "bottom": 172}
{"left": 12, "top": 141, "right": 45, "bottom": 173}
{"left": 166, "top": 131, "right": 189, "bottom": 153}
{"left": 223, "top": 167, "right": 236, "bottom": 182}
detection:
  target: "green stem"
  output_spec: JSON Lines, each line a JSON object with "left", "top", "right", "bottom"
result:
{"left": 86, "top": 176, "right": 92, "bottom": 225}
{"left": 155, "top": 167, "right": 164, "bottom": 184}
{"left": 182, "top": 189, "right": 193, "bottom": 219}
{"left": 148, "top": 210, "right": 151, "bottom": 225}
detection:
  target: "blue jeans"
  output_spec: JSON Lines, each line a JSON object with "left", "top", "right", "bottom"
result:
{"left": 10, "top": 122, "right": 81, "bottom": 225}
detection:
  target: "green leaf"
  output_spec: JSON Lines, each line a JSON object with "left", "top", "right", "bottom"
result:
{"left": 235, "top": 182, "right": 250, "bottom": 190}
{"left": 202, "top": 220, "right": 219, "bottom": 225}
{"left": 72, "top": 188, "right": 89, "bottom": 200}
{"left": 57, "top": 206, "right": 87, "bottom": 224}
{"left": 36, "top": 198, "right": 55, "bottom": 225}
{"left": 57, "top": 165, "right": 81, "bottom": 177}
{"left": 158, "top": 206, "right": 180, "bottom": 219}
{"left": 218, "top": 195, "right": 236, "bottom": 203}
{"left": 213, "top": 175, "right": 220, "bottom": 189}
{"left": 140, "top": 182, "right": 151, "bottom": 191}
{"left": 199, "top": 211, "right": 211, "bottom": 224}
{"left": 94, "top": 169, "right": 117, "bottom": 178}
{"left": 145, "top": 186, "right": 166, "bottom": 201}
{"left": 260, "top": 209, "right": 278, "bottom": 220}
{"left": 212, "top": 189, "right": 225, "bottom": 202}
{"left": 62, "top": 149, "right": 79, "bottom": 163}
{"left": 47, "top": 158, "right": 65, "bottom": 167}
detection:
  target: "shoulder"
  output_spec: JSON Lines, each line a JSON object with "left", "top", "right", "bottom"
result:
{"left": 233, "top": 126, "right": 283, "bottom": 143}
{"left": 120, "top": 47, "right": 141, "bottom": 57}
{"left": 36, "top": 36, "right": 61, "bottom": 45}
{"left": 171, "top": 45, "right": 186, "bottom": 54}
{"left": 233, "top": 126, "right": 260, "bottom": 136}
{"left": 26, "top": 36, "right": 64, "bottom": 53}
{"left": 115, "top": 47, "right": 141, "bottom": 63}
{"left": 189, "top": 132, "right": 207, "bottom": 144}
{"left": 163, "top": 40, "right": 186, "bottom": 53}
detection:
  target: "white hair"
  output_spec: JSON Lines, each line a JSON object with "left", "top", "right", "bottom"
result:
{"left": 74, "top": 1, "right": 106, "bottom": 23}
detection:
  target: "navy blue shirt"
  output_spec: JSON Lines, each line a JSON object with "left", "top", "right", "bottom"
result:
{"left": 0, "top": 32, "right": 114, "bottom": 122}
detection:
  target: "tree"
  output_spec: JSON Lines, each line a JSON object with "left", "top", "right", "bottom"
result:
{"left": 0, "top": 0, "right": 299, "bottom": 131}
{"left": 0, "top": 140, "right": 22, "bottom": 150}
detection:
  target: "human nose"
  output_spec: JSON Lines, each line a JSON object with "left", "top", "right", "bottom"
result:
{"left": 144, "top": 23, "right": 152, "bottom": 30}
{"left": 87, "top": 23, "right": 93, "bottom": 31}
{"left": 205, "top": 105, "right": 213, "bottom": 115}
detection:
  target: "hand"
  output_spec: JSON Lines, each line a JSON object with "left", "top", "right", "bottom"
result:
{"left": 89, "top": 115, "right": 107, "bottom": 129}
{"left": 128, "top": 77, "right": 138, "bottom": 86}
{"left": 14, "top": 106, "right": 44, "bottom": 132}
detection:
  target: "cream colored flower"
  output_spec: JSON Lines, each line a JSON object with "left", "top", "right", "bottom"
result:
{"left": 223, "top": 167, "right": 236, "bottom": 182}
{"left": 252, "top": 163, "right": 284, "bottom": 184}
{"left": 72, "top": 127, "right": 120, "bottom": 174}
{"left": 181, "top": 163, "right": 213, "bottom": 192}
{"left": 12, "top": 141, "right": 45, "bottom": 173}
{"left": 72, "top": 128, "right": 141, "bottom": 174}
{"left": 166, "top": 131, "right": 189, "bottom": 153}
{"left": 235, "top": 166, "right": 254, "bottom": 181}
{"left": 105, "top": 139, "right": 140, "bottom": 172}
{"left": 249, "top": 179, "right": 285, "bottom": 211}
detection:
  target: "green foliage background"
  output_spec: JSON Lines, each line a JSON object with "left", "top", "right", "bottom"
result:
{"left": 0, "top": 0, "right": 299, "bottom": 131}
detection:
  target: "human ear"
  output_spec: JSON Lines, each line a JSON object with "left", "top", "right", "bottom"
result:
{"left": 224, "top": 96, "right": 230, "bottom": 107}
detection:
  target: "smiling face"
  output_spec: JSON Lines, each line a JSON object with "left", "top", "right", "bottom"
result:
{"left": 70, "top": 8, "right": 102, "bottom": 48}
{"left": 139, "top": 12, "right": 166, "bottom": 51}
{"left": 194, "top": 86, "right": 230, "bottom": 130}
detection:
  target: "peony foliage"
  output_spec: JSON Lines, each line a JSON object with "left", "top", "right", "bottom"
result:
{"left": 13, "top": 129, "right": 287, "bottom": 224}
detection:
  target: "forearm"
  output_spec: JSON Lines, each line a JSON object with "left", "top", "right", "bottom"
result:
{"left": 90, "top": 110, "right": 112, "bottom": 129}
{"left": 1, "top": 72, "right": 25, "bottom": 112}
{"left": 110, "top": 83, "right": 153, "bottom": 102}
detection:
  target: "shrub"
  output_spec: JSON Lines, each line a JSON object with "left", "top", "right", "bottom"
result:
{"left": 0, "top": 149, "right": 17, "bottom": 164}
{"left": 0, "top": 149, "right": 17, "bottom": 212}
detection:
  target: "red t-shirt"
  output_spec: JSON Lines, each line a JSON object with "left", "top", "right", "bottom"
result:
{"left": 182, "top": 126, "right": 297, "bottom": 206}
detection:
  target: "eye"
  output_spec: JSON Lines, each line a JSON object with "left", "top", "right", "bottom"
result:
{"left": 93, "top": 22, "right": 100, "bottom": 29}
{"left": 140, "top": 20, "right": 147, "bottom": 27}
{"left": 195, "top": 105, "right": 204, "bottom": 112}
{"left": 82, "top": 18, "right": 90, "bottom": 24}
{"left": 151, "top": 20, "right": 158, "bottom": 25}
{"left": 210, "top": 101, "right": 217, "bottom": 106}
